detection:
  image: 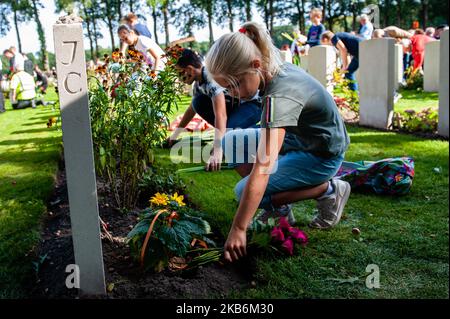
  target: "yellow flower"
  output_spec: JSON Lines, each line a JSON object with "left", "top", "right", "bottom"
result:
{"left": 170, "top": 192, "right": 185, "bottom": 207}
{"left": 150, "top": 192, "right": 169, "bottom": 206}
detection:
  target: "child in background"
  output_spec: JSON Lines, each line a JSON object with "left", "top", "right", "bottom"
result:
{"left": 117, "top": 25, "right": 166, "bottom": 71}
{"left": 205, "top": 22, "right": 351, "bottom": 262}
{"left": 167, "top": 49, "right": 262, "bottom": 172}
{"left": 306, "top": 8, "right": 326, "bottom": 48}
{"left": 321, "top": 31, "right": 362, "bottom": 91}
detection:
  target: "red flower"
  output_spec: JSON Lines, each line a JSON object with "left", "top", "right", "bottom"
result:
{"left": 281, "top": 238, "right": 294, "bottom": 255}
{"left": 289, "top": 228, "right": 308, "bottom": 245}
{"left": 271, "top": 226, "right": 285, "bottom": 242}
{"left": 279, "top": 217, "right": 293, "bottom": 232}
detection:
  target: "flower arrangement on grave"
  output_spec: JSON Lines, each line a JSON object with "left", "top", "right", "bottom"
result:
{"left": 332, "top": 68, "right": 359, "bottom": 115}
{"left": 88, "top": 45, "right": 185, "bottom": 210}
{"left": 127, "top": 192, "right": 216, "bottom": 272}
{"left": 187, "top": 216, "right": 309, "bottom": 269}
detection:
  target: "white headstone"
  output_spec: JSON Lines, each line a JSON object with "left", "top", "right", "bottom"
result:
{"left": 438, "top": 30, "right": 449, "bottom": 137}
{"left": 308, "top": 45, "right": 337, "bottom": 93}
{"left": 359, "top": 38, "right": 396, "bottom": 129}
{"left": 394, "top": 44, "right": 404, "bottom": 89}
{"left": 424, "top": 40, "right": 440, "bottom": 92}
{"left": 299, "top": 55, "right": 309, "bottom": 72}
{"left": 53, "top": 17, "right": 106, "bottom": 296}
{"left": 280, "top": 50, "right": 293, "bottom": 64}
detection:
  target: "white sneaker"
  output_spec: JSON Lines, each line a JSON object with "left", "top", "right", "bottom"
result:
{"left": 309, "top": 179, "right": 351, "bottom": 229}
{"left": 257, "top": 204, "right": 296, "bottom": 226}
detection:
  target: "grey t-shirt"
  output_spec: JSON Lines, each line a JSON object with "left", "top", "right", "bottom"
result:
{"left": 261, "top": 63, "right": 350, "bottom": 158}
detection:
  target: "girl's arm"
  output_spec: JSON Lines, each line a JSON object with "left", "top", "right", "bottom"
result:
{"left": 168, "top": 103, "right": 196, "bottom": 143}
{"left": 147, "top": 47, "right": 162, "bottom": 71}
{"left": 206, "top": 93, "right": 227, "bottom": 171}
{"left": 224, "top": 128, "right": 286, "bottom": 262}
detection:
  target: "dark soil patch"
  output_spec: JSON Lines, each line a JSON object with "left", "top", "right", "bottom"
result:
{"left": 29, "top": 167, "right": 250, "bottom": 299}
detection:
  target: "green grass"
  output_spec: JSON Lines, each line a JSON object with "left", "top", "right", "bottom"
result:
{"left": 0, "top": 88, "right": 61, "bottom": 298}
{"left": 395, "top": 89, "right": 439, "bottom": 112}
{"left": 160, "top": 95, "right": 449, "bottom": 299}
{"left": 0, "top": 88, "right": 447, "bottom": 299}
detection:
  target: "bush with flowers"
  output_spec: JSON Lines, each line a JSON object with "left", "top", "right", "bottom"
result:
{"left": 88, "top": 45, "right": 185, "bottom": 210}
{"left": 392, "top": 107, "right": 438, "bottom": 133}
{"left": 127, "top": 192, "right": 216, "bottom": 272}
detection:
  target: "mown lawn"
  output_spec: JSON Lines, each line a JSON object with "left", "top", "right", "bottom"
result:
{"left": 157, "top": 92, "right": 449, "bottom": 299}
{"left": 0, "top": 88, "right": 61, "bottom": 298}
{"left": 395, "top": 89, "right": 439, "bottom": 112}
{"left": 1, "top": 87, "right": 447, "bottom": 299}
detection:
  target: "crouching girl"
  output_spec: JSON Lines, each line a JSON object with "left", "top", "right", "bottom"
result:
{"left": 205, "top": 22, "right": 351, "bottom": 262}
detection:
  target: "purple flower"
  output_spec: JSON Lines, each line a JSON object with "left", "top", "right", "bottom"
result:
{"left": 290, "top": 228, "right": 308, "bottom": 244}
{"left": 271, "top": 226, "right": 285, "bottom": 242}
{"left": 281, "top": 238, "right": 294, "bottom": 255}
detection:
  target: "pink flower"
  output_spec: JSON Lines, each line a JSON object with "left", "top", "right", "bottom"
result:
{"left": 281, "top": 238, "right": 294, "bottom": 255}
{"left": 271, "top": 226, "right": 285, "bottom": 242}
{"left": 279, "top": 217, "right": 293, "bottom": 232}
{"left": 290, "top": 228, "right": 308, "bottom": 245}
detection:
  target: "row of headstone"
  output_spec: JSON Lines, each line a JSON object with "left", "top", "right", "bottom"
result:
{"left": 424, "top": 41, "right": 440, "bottom": 92}
{"left": 438, "top": 30, "right": 449, "bottom": 137}
{"left": 358, "top": 32, "right": 449, "bottom": 138}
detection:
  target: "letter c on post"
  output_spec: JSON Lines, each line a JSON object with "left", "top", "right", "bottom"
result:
{"left": 64, "top": 72, "right": 82, "bottom": 94}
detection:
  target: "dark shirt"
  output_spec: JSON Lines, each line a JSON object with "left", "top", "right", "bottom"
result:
{"left": 331, "top": 32, "right": 363, "bottom": 58}
{"left": 133, "top": 23, "right": 152, "bottom": 39}
{"left": 307, "top": 24, "right": 326, "bottom": 47}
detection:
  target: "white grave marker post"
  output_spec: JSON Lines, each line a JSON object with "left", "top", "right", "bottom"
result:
{"left": 394, "top": 44, "right": 404, "bottom": 90}
{"left": 53, "top": 17, "right": 106, "bottom": 296}
{"left": 438, "top": 30, "right": 449, "bottom": 137}
{"left": 424, "top": 41, "right": 440, "bottom": 92}
{"left": 300, "top": 55, "right": 309, "bottom": 72}
{"left": 359, "top": 38, "right": 396, "bottom": 129}
{"left": 308, "top": 45, "right": 337, "bottom": 93}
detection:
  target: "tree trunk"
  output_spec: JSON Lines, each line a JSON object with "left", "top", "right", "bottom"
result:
{"left": 352, "top": 4, "right": 357, "bottom": 31}
{"left": 226, "top": 0, "right": 234, "bottom": 32}
{"left": 129, "top": 0, "right": 133, "bottom": 12}
{"left": 295, "top": 0, "right": 305, "bottom": 33}
{"left": 83, "top": 6, "right": 95, "bottom": 61}
{"left": 152, "top": 6, "right": 159, "bottom": 44}
{"left": 108, "top": 17, "right": 116, "bottom": 49}
{"left": 245, "top": 0, "right": 252, "bottom": 21}
{"left": 207, "top": 2, "right": 214, "bottom": 46}
{"left": 117, "top": 0, "right": 123, "bottom": 21}
{"left": 31, "top": 0, "right": 48, "bottom": 70}
{"left": 269, "top": 0, "right": 274, "bottom": 34}
{"left": 13, "top": 7, "right": 22, "bottom": 53}
{"left": 163, "top": 4, "right": 170, "bottom": 45}
{"left": 384, "top": 0, "right": 390, "bottom": 27}
{"left": 322, "top": 0, "right": 327, "bottom": 25}
{"left": 92, "top": 15, "right": 99, "bottom": 59}
{"left": 421, "top": 0, "right": 429, "bottom": 29}
{"left": 103, "top": 1, "right": 116, "bottom": 49}
{"left": 263, "top": 0, "right": 269, "bottom": 30}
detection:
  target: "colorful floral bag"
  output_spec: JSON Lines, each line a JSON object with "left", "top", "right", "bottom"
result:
{"left": 334, "top": 157, "right": 415, "bottom": 195}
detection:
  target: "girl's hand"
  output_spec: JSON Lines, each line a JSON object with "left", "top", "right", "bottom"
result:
{"left": 206, "top": 148, "right": 223, "bottom": 172}
{"left": 224, "top": 226, "right": 247, "bottom": 262}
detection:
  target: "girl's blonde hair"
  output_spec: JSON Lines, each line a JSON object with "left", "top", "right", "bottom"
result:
{"left": 205, "top": 22, "right": 284, "bottom": 90}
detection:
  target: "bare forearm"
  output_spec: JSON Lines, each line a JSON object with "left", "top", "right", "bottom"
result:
{"left": 232, "top": 171, "right": 270, "bottom": 231}
{"left": 171, "top": 104, "right": 196, "bottom": 139}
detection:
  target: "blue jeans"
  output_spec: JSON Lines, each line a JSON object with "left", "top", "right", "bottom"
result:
{"left": 192, "top": 94, "right": 261, "bottom": 129}
{"left": 346, "top": 57, "right": 359, "bottom": 91}
{"left": 222, "top": 129, "right": 345, "bottom": 210}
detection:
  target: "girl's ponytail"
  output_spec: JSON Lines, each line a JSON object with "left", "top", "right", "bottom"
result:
{"left": 205, "top": 22, "right": 283, "bottom": 85}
